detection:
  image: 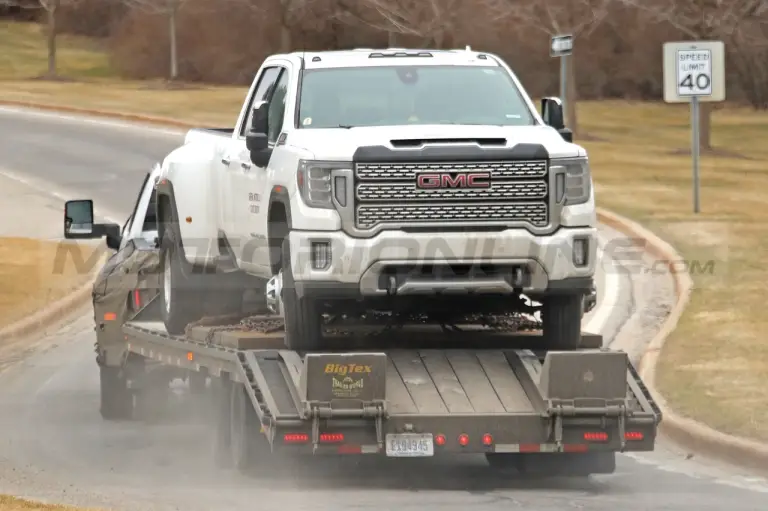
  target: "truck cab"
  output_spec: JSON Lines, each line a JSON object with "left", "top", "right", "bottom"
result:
{"left": 155, "top": 48, "right": 597, "bottom": 352}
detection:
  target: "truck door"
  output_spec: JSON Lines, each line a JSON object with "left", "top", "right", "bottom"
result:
{"left": 223, "top": 65, "right": 282, "bottom": 269}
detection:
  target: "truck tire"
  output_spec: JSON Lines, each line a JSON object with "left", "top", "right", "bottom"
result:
{"left": 280, "top": 237, "right": 323, "bottom": 351}
{"left": 211, "top": 374, "right": 233, "bottom": 468}
{"left": 229, "top": 382, "right": 267, "bottom": 472}
{"left": 541, "top": 293, "right": 583, "bottom": 350}
{"left": 99, "top": 365, "right": 133, "bottom": 420}
{"left": 159, "top": 216, "right": 204, "bottom": 335}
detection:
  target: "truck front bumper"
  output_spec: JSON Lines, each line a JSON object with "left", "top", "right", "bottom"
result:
{"left": 287, "top": 227, "right": 597, "bottom": 299}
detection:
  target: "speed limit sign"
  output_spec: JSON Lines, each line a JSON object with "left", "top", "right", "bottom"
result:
{"left": 663, "top": 41, "right": 725, "bottom": 103}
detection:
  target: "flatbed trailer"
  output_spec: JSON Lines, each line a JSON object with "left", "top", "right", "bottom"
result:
{"left": 116, "top": 297, "right": 662, "bottom": 475}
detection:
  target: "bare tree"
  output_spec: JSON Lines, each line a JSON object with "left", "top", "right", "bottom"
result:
{"left": 120, "top": 0, "right": 191, "bottom": 80}
{"left": 489, "top": 0, "right": 615, "bottom": 135}
{"left": 618, "top": 0, "right": 768, "bottom": 149}
{"left": 1, "top": 0, "right": 82, "bottom": 78}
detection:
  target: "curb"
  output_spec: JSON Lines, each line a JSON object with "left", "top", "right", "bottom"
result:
{"left": 0, "top": 99, "right": 197, "bottom": 130}
{"left": 0, "top": 263, "right": 99, "bottom": 344}
{"left": 3, "top": 100, "right": 766, "bottom": 471}
{"left": 597, "top": 207, "right": 768, "bottom": 473}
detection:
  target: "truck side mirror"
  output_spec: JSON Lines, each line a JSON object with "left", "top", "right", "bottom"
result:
{"left": 541, "top": 97, "right": 573, "bottom": 142}
{"left": 246, "top": 100, "right": 270, "bottom": 163}
{"left": 64, "top": 199, "right": 122, "bottom": 249}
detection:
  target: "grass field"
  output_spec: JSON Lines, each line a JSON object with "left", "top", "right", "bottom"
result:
{"left": 0, "top": 238, "right": 98, "bottom": 328}
{"left": 0, "top": 495, "right": 97, "bottom": 511}
{"left": 0, "top": 13, "right": 766, "bottom": 495}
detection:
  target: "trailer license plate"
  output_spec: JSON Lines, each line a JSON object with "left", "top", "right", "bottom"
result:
{"left": 385, "top": 433, "right": 434, "bottom": 457}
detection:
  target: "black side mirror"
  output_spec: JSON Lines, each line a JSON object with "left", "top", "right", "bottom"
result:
{"left": 64, "top": 199, "right": 122, "bottom": 249}
{"left": 64, "top": 199, "right": 96, "bottom": 239}
{"left": 246, "top": 100, "right": 269, "bottom": 154}
{"left": 541, "top": 97, "right": 573, "bottom": 142}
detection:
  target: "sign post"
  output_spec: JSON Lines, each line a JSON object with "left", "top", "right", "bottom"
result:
{"left": 663, "top": 41, "right": 725, "bottom": 214}
{"left": 550, "top": 34, "right": 573, "bottom": 122}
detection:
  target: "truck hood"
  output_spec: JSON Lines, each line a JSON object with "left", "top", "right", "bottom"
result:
{"left": 286, "top": 124, "right": 585, "bottom": 161}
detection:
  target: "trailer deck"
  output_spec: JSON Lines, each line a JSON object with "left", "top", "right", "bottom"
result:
{"left": 120, "top": 300, "right": 661, "bottom": 467}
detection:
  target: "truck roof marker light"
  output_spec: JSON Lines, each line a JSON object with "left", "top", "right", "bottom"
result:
{"left": 584, "top": 432, "right": 608, "bottom": 441}
{"left": 103, "top": 312, "right": 117, "bottom": 321}
{"left": 482, "top": 434, "right": 493, "bottom": 446}
{"left": 435, "top": 434, "right": 446, "bottom": 446}
{"left": 283, "top": 433, "right": 309, "bottom": 443}
{"left": 625, "top": 431, "right": 644, "bottom": 441}
{"left": 458, "top": 434, "right": 469, "bottom": 446}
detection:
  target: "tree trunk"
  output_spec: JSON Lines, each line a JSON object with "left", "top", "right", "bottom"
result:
{"left": 46, "top": 1, "right": 59, "bottom": 78}
{"left": 169, "top": 7, "right": 178, "bottom": 80}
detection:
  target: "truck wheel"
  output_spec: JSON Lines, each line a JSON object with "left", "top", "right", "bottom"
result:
{"left": 159, "top": 222, "right": 203, "bottom": 335}
{"left": 99, "top": 365, "right": 133, "bottom": 420}
{"left": 542, "top": 293, "right": 583, "bottom": 350}
{"left": 211, "top": 374, "right": 233, "bottom": 468}
{"left": 229, "top": 382, "right": 267, "bottom": 472}
{"left": 280, "top": 237, "right": 323, "bottom": 351}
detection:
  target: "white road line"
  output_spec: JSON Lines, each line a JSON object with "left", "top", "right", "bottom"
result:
{"left": 585, "top": 242, "right": 621, "bottom": 334}
{"left": 0, "top": 105, "right": 185, "bottom": 138}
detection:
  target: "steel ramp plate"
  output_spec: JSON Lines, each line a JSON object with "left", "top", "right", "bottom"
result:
{"left": 385, "top": 350, "right": 538, "bottom": 415}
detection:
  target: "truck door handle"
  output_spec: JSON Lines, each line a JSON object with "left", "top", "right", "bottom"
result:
{"left": 221, "top": 158, "right": 231, "bottom": 166}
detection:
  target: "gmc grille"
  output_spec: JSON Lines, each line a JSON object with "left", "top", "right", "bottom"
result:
{"left": 353, "top": 160, "right": 550, "bottom": 230}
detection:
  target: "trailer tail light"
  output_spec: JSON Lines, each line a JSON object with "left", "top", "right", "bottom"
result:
{"left": 482, "top": 434, "right": 493, "bottom": 446}
{"left": 458, "top": 434, "right": 469, "bottom": 446}
{"left": 434, "top": 434, "right": 446, "bottom": 446}
{"left": 319, "top": 433, "right": 344, "bottom": 443}
{"left": 625, "top": 431, "right": 644, "bottom": 441}
{"left": 283, "top": 433, "right": 309, "bottom": 443}
{"left": 584, "top": 432, "right": 608, "bottom": 442}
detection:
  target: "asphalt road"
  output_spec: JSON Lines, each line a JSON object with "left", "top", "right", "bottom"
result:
{"left": 0, "top": 106, "right": 766, "bottom": 510}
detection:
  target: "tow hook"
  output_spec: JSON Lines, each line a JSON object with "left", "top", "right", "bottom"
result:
{"left": 583, "top": 285, "right": 597, "bottom": 313}
{"left": 266, "top": 271, "right": 284, "bottom": 316}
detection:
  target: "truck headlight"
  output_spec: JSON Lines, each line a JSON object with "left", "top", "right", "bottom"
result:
{"left": 552, "top": 157, "right": 591, "bottom": 206}
{"left": 297, "top": 160, "right": 350, "bottom": 209}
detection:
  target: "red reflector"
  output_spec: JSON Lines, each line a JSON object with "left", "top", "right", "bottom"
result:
{"left": 283, "top": 433, "right": 309, "bottom": 443}
{"left": 482, "top": 434, "right": 493, "bottom": 446}
{"left": 319, "top": 433, "right": 344, "bottom": 443}
{"left": 133, "top": 289, "right": 141, "bottom": 309}
{"left": 519, "top": 444, "right": 540, "bottom": 453}
{"left": 458, "top": 434, "right": 469, "bottom": 446}
{"left": 435, "top": 434, "right": 446, "bottom": 446}
{"left": 337, "top": 444, "right": 361, "bottom": 454}
{"left": 584, "top": 432, "right": 608, "bottom": 441}
{"left": 564, "top": 444, "right": 589, "bottom": 452}
{"left": 625, "top": 431, "right": 644, "bottom": 441}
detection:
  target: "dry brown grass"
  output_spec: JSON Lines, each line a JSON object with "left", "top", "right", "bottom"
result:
{"left": 0, "top": 495, "right": 99, "bottom": 510}
{"left": 0, "top": 19, "right": 766, "bottom": 446}
{"left": 0, "top": 238, "right": 99, "bottom": 328}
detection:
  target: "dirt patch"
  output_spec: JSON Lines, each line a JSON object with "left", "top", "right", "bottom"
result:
{"left": 0, "top": 238, "right": 98, "bottom": 329}
{"left": 0, "top": 495, "right": 98, "bottom": 510}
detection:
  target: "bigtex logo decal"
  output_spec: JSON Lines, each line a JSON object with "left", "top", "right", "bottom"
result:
{"left": 324, "top": 363, "right": 372, "bottom": 376}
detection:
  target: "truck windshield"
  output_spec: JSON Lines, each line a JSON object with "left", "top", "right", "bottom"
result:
{"left": 297, "top": 65, "right": 535, "bottom": 129}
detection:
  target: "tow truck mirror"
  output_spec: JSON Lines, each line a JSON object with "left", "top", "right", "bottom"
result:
{"left": 64, "top": 199, "right": 122, "bottom": 249}
{"left": 541, "top": 97, "right": 573, "bottom": 142}
{"left": 64, "top": 199, "right": 96, "bottom": 239}
{"left": 246, "top": 100, "right": 270, "bottom": 163}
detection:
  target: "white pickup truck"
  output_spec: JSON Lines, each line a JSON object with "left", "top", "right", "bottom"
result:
{"left": 154, "top": 48, "right": 598, "bottom": 351}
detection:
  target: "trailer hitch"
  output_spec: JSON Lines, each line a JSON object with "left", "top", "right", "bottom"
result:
{"left": 306, "top": 401, "right": 388, "bottom": 453}
{"left": 547, "top": 400, "right": 631, "bottom": 451}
